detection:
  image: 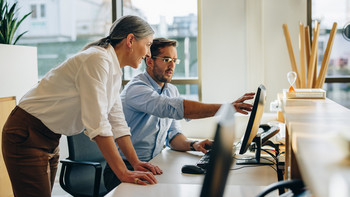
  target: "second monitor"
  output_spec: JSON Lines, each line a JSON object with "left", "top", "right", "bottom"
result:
{"left": 236, "top": 84, "right": 275, "bottom": 165}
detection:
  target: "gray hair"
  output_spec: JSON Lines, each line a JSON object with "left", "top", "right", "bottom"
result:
{"left": 83, "top": 15, "right": 154, "bottom": 50}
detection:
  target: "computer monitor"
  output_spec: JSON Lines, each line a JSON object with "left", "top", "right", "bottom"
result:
{"left": 200, "top": 103, "right": 236, "bottom": 197}
{"left": 236, "top": 84, "right": 273, "bottom": 165}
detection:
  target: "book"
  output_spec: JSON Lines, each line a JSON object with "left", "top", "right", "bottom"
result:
{"left": 283, "top": 88, "right": 326, "bottom": 99}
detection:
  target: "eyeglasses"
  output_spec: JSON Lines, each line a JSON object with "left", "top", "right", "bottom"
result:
{"left": 152, "top": 56, "right": 181, "bottom": 64}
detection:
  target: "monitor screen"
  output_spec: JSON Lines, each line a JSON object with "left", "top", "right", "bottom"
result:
{"left": 239, "top": 84, "right": 266, "bottom": 155}
{"left": 200, "top": 103, "right": 236, "bottom": 197}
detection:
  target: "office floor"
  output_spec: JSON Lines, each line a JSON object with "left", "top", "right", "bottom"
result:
{"left": 52, "top": 181, "right": 71, "bottom": 197}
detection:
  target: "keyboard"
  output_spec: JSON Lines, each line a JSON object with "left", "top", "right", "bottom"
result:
{"left": 196, "top": 151, "right": 211, "bottom": 169}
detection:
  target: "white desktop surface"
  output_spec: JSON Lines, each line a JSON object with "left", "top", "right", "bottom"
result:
{"left": 105, "top": 183, "right": 267, "bottom": 197}
{"left": 105, "top": 148, "right": 278, "bottom": 197}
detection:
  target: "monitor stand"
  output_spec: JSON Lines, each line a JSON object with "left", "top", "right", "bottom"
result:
{"left": 236, "top": 135, "right": 274, "bottom": 165}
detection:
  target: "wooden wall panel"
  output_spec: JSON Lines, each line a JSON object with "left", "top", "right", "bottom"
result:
{"left": 0, "top": 97, "right": 16, "bottom": 197}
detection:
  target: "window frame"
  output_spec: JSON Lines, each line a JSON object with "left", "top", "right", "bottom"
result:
{"left": 113, "top": 0, "right": 202, "bottom": 101}
{"left": 308, "top": 0, "right": 350, "bottom": 85}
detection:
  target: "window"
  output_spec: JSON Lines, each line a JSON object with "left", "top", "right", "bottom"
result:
{"left": 16, "top": 0, "right": 200, "bottom": 100}
{"left": 311, "top": 0, "right": 350, "bottom": 108}
{"left": 119, "top": 0, "right": 200, "bottom": 101}
{"left": 16, "top": 0, "right": 112, "bottom": 79}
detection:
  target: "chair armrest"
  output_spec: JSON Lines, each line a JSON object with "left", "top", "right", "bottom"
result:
{"left": 60, "top": 158, "right": 101, "bottom": 168}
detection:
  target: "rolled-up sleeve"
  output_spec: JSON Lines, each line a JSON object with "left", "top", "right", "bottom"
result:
{"left": 108, "top": 95, "right": 131, "bottom": 139}
{"left": 166, "top": 120, "right": 182, "bottom": 147}
{"left": 125, "top": 82, "right": 185, "bottom": 120}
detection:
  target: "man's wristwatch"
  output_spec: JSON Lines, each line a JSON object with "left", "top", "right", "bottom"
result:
{"left": 190, "top": 141, "right": 198, "bottom": 151}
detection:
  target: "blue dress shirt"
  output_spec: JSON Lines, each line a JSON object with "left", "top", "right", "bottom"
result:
{"left": 119, "top": 72, "right": 185, "bottom": 161}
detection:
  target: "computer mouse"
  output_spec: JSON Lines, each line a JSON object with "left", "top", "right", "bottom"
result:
{"left": 181, "top": 165, "right": 206, "bottom": 174}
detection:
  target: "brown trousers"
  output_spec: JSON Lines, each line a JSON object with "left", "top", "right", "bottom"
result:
{"left": 2, "top": 106, "right": 61, "bottom": 197}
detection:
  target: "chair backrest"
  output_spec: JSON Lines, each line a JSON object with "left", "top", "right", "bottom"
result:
{"left": 256, "top": 179, "right": 305, "bottom": 197}
{"left": 67, "top": 132, "right": 104, "bottom": 161}
{"left": 60, "top": 132, "right": 108, "bottom": 197}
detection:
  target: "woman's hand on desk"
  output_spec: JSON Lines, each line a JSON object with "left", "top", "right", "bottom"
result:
{"left": 133, "top": 161, "right": 163, "bottom": 175}
{"left": 120, "top": 170, "right": 157, "bottom": 185}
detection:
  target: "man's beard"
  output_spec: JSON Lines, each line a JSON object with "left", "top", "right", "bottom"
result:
{"left": 153, "top": 64, "right": 172, "bottom": 83}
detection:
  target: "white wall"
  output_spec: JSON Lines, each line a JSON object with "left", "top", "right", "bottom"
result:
{"left": 201, "top": 0, "right": 248, "bottom": 103}
{"left": 262, "top": 0, "right": 306, "bottom": 108}
{"left": 181, "top": 0, "right": 306, "bottom": 139}
{"left": 200, "top": 0, "right": 306, "bottom": 106}
{"left": 181, "top": 0, "right": 248, "bottom": 140}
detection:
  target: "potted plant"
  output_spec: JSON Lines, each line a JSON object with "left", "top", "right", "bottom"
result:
{"left": 0, "top": 0, "right": 31, "bottom": 44}
{"left": 0, "top": 0, "right": 38, "bottom": 104}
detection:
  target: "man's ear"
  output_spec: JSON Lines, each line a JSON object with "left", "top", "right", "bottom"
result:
{"left": 146, "top": 56, "right": 153, "bottom": 67}
{"left": 126, "top": 33, "right": 135, "bottom": 48}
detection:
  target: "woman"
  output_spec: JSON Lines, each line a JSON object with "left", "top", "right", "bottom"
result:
{"left": 2, "top": 15, "right": 162, "bottom": 197}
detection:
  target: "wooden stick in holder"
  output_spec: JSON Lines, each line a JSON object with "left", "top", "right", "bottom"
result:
{"left": 283, "top": 24, "right": 301, "bottom": 88}
{"left": 304, "top": 26, "right": 311, "bottom": 70}
{"left": 311, "top": 27, "right": 318, "bottom": 88}
{"left": 306, "top": 21, "right": 320, "bottom": 88}
{"left": 315, "top": 22, "right": 338, "bottom": 88}
{"left": 313, "top": 48, "right": 318, "bottom": 88}
{"left": 299, "top": 23, "right": 306, "bottom": 88}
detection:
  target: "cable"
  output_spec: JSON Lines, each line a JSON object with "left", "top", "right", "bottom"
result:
{"left": 267, "top": 164, "right": 277, "bottom": 172}
{"left": 233, "top": 145, "right": 279, "bottom": 173}
{"left": 231, "top": 161, "right": 277, "bottom": 172}
{"left": 248, "top": 147, "right": 278, "bottom": 163}
{"left": 262, "top": 148, "right": 278, "bottom": 154}
{"left": 260, "top": 157, "right": 276, "bottom": 164}
{"left": 261, "top": 149, "right": 278, "bottom": 162}
{"left": 277, "top": 151, "right": 285, "bottom": 158}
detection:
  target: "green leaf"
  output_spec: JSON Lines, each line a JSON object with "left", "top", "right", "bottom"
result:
{"left": 0, "top": 1, "right": 31, "bottom": 44}
{"left": 8, "top": 18, "right": 17, "bottom": 43}
{"left": 13, "top": 30, "right": 27, "bottom": 45}
{"left": 0, "top": 30, "right": 5, "bottom": 43}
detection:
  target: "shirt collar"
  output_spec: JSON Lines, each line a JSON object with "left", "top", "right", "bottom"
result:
{"left": 106, "top": 44, "right": 121, "bottom": 75}
{"left": 144, "top": 71, "right": 168, "bottom": 93}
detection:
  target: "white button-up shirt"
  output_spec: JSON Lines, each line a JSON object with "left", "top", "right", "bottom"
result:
{"left": 19, "top": 45, "right": 130, "bottom": 140}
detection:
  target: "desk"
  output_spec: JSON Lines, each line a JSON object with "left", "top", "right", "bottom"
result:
{"left": 280, "top": 96, "right": 350, "bottom": 197}
{"left": 105, "top": 148, "right": 278, "bottom": 197}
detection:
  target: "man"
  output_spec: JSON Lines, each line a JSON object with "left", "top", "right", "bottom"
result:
{"left": 103, "top": 38, "right": 254, "bottom": 191}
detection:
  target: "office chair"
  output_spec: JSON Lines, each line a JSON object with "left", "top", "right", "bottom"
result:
{"left": 59, "top": 132, "right": 108, "bottom": 197}
{"left": 256, "top": 179, "right": 305, "bottom": 197}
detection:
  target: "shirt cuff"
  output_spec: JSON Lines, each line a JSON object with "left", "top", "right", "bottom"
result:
{"left": 112, "top": 127, "right": 131, "bottom": 139}
{"left": 167, "top": 132, "right": 182, "bottom": 146}
{"left": 167, "top": 97, "right": 185, "bottom": 120}
{"left": 84, "top": 126, "right": 113, "bottom": 140}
